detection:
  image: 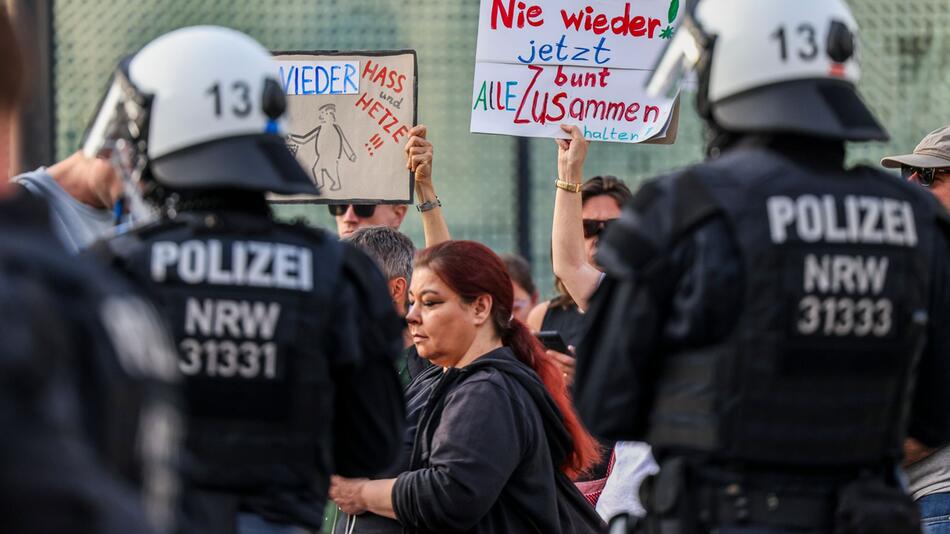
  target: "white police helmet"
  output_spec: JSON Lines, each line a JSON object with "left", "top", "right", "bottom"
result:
{"left": 647, "top": 0, "right": 887, "bottom": 141}
{"left": 83, "top": 25, "right": 316, "bottom": 196}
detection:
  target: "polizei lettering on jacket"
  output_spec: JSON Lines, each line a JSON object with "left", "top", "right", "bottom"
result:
{"left": 150, "top": 239, "right": 313, "bottom": 291}
{"left": 179, "top": 298, "right": 281, "bottom": 380}
{"left": 766, "top": 195, "right": 917, "bottom": 247}
{"left": 766, "top": 194, "right": 910, "bottom": 339}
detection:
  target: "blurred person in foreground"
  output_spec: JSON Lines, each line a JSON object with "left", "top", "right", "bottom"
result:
{"left": 576, "top": 1, "right": 950, "bottom": 532}
{"left": 0, "top": 8, "right": 182, "bottom": 533}
{"left": 330, "top": 124, "right": 449, "bottom": 245}
{"left": 330, "top": 241, "right": 605, "bottom": 533}
{"left": 501, "top": 253, "right": 539, "bottom": 324}
{"left": 12, "top": 149, "right": 124, "bottom": 253}
{"left": 882, "top": 126, "right": 950, "bottom": 533}
{"left": 83, "top": 25, "right": 405, "bottom": 534}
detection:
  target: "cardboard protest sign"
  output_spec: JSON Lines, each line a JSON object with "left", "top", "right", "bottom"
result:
{"left": 271, "top": 50, "right": 417, "bottom": 203}
{"left": 471, "top": 0, "right": 680, "bottom": 144}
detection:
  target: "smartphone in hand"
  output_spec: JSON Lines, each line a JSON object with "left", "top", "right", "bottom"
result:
{"left": 535, "top": 331, "right": 571, "bottom": 355}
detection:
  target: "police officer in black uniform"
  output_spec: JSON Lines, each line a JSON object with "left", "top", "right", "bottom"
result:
{"left": 0, "top": 183, "right": 184, "bottom": 534}
{"left": 574, "top": 1, "right": 950, "bottom": 532}
{"left": 82, "top": 26, "right": 405, "bottom": 534}
{"left": 1, "top": 9, "right": 182, "bottom": 534}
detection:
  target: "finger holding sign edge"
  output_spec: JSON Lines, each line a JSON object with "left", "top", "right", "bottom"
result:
{"left": 561, "top": 123, "right": 586, "bottom": 142}
{"left": 405, "top": 136, "right": 430, "bottom": 152}
{"left": 404, "top": 124, "right": 429, "bottom": 169}
{"left": 404, "top": 126, "right": 427, "bottom": 151}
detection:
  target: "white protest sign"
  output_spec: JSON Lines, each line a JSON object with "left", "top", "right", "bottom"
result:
{"left": 271, "top": 51, "right": 417, "bottom": 203}
{"left": 471, "top": 0, "right": 681, "bottom": 144}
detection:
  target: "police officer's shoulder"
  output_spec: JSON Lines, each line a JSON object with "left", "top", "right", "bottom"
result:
{"left": 276, "top": 217, "right": 336, "bottom": 245}
{"left": 338, "top": 238, "right": 390, "bottom": 290}
{"left": 339, "top": 238, "right": 402, "bottom": 320}
{"left": 84, "top": 218, "right": 183, "bottom": 265}
{"left": 859, "top": 163, "right": 940, "bottom": 202}
{"left": 856, "top": 164, "right": 950, "bottom": 231}
{"left": 334, "top": 238, "right": 404, "bottom": 355}
{"left": 599, "top": 167, "right": 723, "bottom": 278}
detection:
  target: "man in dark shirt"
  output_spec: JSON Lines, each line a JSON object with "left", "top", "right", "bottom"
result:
{"left": 575, "top": 1, "right": 950, "bottom": 532}
{"left": 344, "top": 225, "right": 432, "bottom": 384}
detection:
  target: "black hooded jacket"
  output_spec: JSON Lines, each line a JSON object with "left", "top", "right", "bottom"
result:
{"left": 391, "top": 347, "right": 604, "bottom": 534}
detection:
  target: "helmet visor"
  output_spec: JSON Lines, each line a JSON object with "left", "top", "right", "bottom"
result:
{"left": 645, "top": 23, "right": 703, "bottom": 99}
{"left": 82, "top": 76, "right": 125, "bottom": 160}
{"left": 81, "top": 64, "right": 151, "bottom": 164}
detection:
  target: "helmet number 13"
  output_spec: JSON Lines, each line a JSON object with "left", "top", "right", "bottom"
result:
{"left": 771, "top": 24, "right": 819, "bottom": 62}
{"left": 206, "top": 81, "right": 253, "bottom": 118}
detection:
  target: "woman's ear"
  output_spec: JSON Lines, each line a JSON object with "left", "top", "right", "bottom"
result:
{"left": 471, "top": 294, "right": 494, "bottom": 326}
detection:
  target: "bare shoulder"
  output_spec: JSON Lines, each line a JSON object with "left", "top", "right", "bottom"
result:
{"left": 525, "top": 299, "right": 551, "bottom": 332}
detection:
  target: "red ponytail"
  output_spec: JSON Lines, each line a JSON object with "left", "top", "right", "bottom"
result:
{"left": 505, "top": 318, "right": 601, "bottom": 478}
{"left": 416, "top": 241, "right": 601, "bottom": 479}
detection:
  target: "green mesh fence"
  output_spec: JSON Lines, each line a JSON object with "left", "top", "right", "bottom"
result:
{"left": 52, "top": 0, "right": 950, "bottom": 298}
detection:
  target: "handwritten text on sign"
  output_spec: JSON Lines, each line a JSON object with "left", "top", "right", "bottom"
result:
{"left": 273, "top": 52, "right": 416, "bottom": 203}
{"left": 279, "top": 61, "right": 360, "bottom": 95}
{"left": 471, "top": 0, "right": 680, "bottom": 144}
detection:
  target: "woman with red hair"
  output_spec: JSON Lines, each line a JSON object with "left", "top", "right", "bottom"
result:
{"left": 330, "top": 240, "right": 604, "bottom": 533}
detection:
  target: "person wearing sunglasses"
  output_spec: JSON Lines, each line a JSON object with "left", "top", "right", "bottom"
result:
{"left": 330, "top": 124, "right": 450, "bottom": 247}
{"left": 883, "top": 126, "right": 950, "bottom": 208}
{"left": 526, "top": 125, "right": 633, "bottom": 365}
{"left": 882, "top": 125, "right": 950, "bottom": 534}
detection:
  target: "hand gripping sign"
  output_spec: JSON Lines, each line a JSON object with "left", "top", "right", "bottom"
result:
{"left": 272, "top": 50, "right": 418, "bottom": 204}
{"left": 471, "top": 0, "right": 681, "bottom": 144}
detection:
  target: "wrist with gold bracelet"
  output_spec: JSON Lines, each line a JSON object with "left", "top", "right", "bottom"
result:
{"left": 555, "top": 178, "right": 582, "bottom": 193}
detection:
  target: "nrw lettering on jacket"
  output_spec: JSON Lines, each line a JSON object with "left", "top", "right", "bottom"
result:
{"left": 767, "top": 195, "right": 918, "bottom": 247}
{"left": 150, "top": 240, "right": 313, "bottom": 291}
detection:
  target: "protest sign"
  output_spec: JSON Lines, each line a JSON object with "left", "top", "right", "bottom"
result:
{"left": 271, "top": 50, "right": 417, "bottom": 203}
{"left": 471, "top": 0, "right": 680, "bottom": 144}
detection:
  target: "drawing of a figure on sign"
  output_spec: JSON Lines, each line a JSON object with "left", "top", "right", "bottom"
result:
{"left": 287, "top": 104, "right": 357, "bottom": 192}
{"left": 271, "top": 51, "right": 416, "bottom": 203}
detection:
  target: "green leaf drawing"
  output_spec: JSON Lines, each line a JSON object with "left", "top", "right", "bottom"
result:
{"left": 668, "top": 0, "right": 679, "bottom": 24}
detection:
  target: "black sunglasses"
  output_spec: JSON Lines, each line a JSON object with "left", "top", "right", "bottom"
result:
{"left": 582, "top": 219, "right": 616, "bottom": 239}
{"left": 328, "top": 204, "right": 377, "bottom": 218}
{"left": 902, "top": 165, "right": 948, "bottom": 188}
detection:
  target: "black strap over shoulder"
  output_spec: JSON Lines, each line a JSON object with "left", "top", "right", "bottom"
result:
{"left": 84, "top": 218, "right": 184, "bottom": 267}
{"left": 598, "top": 170, "right": 723, "bottom": 280}
{"left": 671, "top": 169, "right": 722, "bottom": 239}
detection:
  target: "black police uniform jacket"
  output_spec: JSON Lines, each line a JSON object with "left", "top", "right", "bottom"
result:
{"left": 391, "top": 347, "right": 605, "bottom": 534}
{"left": 89, "top": 204, "right": 405, "bottom": 529}
{"left": 0, "top": 188, "right": 181, "bottom": 533}
{"left": 575, "top": 137, "right": 950, "bottom": 467}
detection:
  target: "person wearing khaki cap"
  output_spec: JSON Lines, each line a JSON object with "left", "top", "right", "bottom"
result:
{"left": 883, "top": 125, "right": 950, "bottom": 534}
{"left": 883, "top": 126, "right": 950, "bottom": 207}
